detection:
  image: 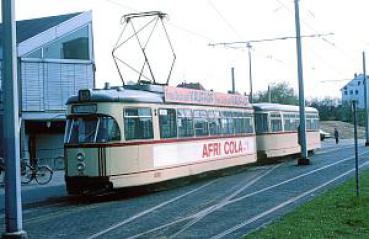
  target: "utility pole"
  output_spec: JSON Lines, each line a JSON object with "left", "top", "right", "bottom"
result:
{"left": 1, "top": 0, "right": 28, "bottom": 238}
{"left": 363, "top": 52, "right": 369, "bottom": 146}
{"left": 353, "top": 100, "right": 360, "bottom": 197}
{"left": 247, "top": 43, "right": 253, "bottom": 103}
{"left": 294, "top": 0, "right": 309, "bottom": 165}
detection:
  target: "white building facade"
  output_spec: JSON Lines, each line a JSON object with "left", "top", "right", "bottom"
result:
{"left": 340, "top": 74, "right": 368, "bottom": 109}
{"left": 0, "top": 12, "right": 95, "bottom": 168}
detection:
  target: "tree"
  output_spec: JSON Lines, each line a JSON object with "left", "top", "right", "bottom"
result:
{"left": 253, "top": 82, "right": 299, "bottom": 105}
{"left": 308, "top": 97, "right": 367, "bottom": 125}
{"left": 308, "top": 97, "right": 341, "bottom": 121}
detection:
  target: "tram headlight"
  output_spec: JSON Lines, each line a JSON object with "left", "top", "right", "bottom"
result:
{"left": 76, "top": 153, "right": 85, "bottom": 161}
{"left": 77, "top": 162, "right": 86, "bottom": 172}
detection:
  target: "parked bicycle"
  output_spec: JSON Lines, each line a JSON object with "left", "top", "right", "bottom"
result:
{"left": 21, "top": 160, "right": 53, "bottom": 185}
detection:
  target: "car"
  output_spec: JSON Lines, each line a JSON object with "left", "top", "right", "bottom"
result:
{"left": 320, "top": 129, "right": 331, "bottom": 141}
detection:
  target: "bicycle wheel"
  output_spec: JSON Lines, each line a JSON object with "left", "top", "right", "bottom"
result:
{"left": 21, "top": 164, "right": 33, "bottom": 184}
{"left": 35, "top": 165, "right": 53, "bottom": 185}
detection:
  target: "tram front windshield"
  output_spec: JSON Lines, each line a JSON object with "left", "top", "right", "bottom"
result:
{"left": 65, "top": 115, "right": 120, "bottom": 144}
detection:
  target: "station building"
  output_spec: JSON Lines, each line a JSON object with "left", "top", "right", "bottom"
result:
{"left": 0, "top": 11, "right": 95, "bottom": 168}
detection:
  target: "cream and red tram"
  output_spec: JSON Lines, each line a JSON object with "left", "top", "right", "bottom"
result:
{"left": 253, "top": 103, "right": 321, "bottom": 159}
{"left": 64, "top": 85, "right": 257, "bottom": 194}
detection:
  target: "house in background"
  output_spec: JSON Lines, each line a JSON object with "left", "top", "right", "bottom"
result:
{"left": 340, "top": 73, "right": 368, "bottom": 109}
{"left": 0, "top": 11, "right": 95, "bottom": 168}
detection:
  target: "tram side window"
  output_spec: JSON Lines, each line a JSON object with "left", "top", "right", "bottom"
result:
{"left": 96, "top": 116, "right": 121, "bottom": 142}
{"left": 283, "top": 114, "right": 296, "bottom": 131}
{"left": 312, "top": 116, "right": 320, "bottom": 130}
{"left": 255, "top": 113, "right": 268, "bottom": 133}
{"left": 208, "top": 110, "right": 222, "bottom": 135}
{"left": 294, "top": 115, "right": 300, "bottom": 129}
{"left": 234, "top": 112, "right": 254, "bottom": 134}
{"left": 270, "top": 113, "right": 282, "bottom": 132}
{"left": 159, "top": 109, "right": 177, "bottom": 138}
{"left": 271, "top": 119, "right": 282, "bottom": 132}
{"left": 233, "top": 112, "right": 243, "bottom": 134}
{"left": 194, "top": 110, "right": 209, "bottom": 136}
{"left": 307, "top": 114, "right": 319, "bottom": 131}
{"left": 177, "top": 109, "right": 194, "bottom": 137}
{"left": 306, "top": 116, "right": 312, "bottom": 130}
{"left": 244, "top": 115, "right": 254, "bottom": 134}
{"left": 124, "top": 108, "right": 153, "bottom": 140}
{"left": 221, "top": 111, "right": 235, "bottom": 135}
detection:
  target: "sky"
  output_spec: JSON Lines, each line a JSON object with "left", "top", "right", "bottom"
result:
{"left": 3, "top": 0, "right": 369, "bottom": 99}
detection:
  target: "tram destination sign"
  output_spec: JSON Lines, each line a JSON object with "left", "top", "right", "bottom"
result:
{"left": 164, "top": 86, "right": 250, "bottom": 108}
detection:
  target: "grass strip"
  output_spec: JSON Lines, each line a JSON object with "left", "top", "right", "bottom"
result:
{"left": 245, "top": 169, "right": 369, "bottom": 239}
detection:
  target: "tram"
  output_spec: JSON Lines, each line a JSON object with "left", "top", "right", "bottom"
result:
{"left": 64, "top": 84, "right": 257, "bottom": 194}
{"left": 253, "top": 103, "right": 321, "bottom": 159}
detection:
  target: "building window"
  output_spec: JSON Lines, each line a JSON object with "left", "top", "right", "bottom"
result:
{"left": 25, "top": 26, "right": 90, "bottom": 60}
{"left": 355, "top": 90, "right": 359, "bottom": 95}
{"left": 26, "top": 49, "right": 43, "bottom": 58}
{"left": 350, "top": 90, "right": 353, "bottom": 95}
{"left": 358, "top": 81, "right": 361, "bottom": 86}
{"left": 344, "top": 91, "right": 347, "bottom": 95}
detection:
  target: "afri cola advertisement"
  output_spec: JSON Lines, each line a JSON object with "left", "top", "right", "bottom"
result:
{"left": 153, "top": 137, "right": 256, "bottom": 167}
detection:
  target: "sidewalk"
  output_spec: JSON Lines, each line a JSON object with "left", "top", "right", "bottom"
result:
{"left": 0, "top": 170, "right": 65, "bottom": 194}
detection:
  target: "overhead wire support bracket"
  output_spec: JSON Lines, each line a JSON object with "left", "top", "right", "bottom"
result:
{"left": 208, "top": 32, "right": 334, "bottom": 47}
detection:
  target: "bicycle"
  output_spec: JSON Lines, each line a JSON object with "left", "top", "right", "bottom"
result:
{"left": 21, "top": 161, "right": 53, "bottom": 185}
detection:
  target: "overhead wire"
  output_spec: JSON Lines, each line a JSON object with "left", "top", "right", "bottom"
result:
{"left": 273, "top": 0, "right": 359, "bottom": 82}
{"left": 274, "top": 0, "right": 358, "bottom": 63}
{"left": 207, "top": 0, "right": 243, "bottom": 40}
{"left": 105, "top": 0, "right": 350, "bottom": 86}
{"left": 104, "top": 0, "right": 217, "bottom": 43}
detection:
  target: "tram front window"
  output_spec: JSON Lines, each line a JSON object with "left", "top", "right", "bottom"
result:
{"left": 65, "top": 116, "right": 121, "bottom": 144}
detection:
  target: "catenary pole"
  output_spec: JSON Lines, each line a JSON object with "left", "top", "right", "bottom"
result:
{"left": 363, "top": 52, "right": 369, "bottom": 146}
{"left": 352, "top": 100, "right": 359, "bottom": 197}
{"left": 294, "top": 0, "right": 310, "bottom": 165}
{"left": 1, "top": 0, "right": 28, "bottom": 238}
{"left": 247, "top": 43, "right": 253, "bottom": 103}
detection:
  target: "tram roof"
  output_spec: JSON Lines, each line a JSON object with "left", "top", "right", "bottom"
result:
{"left": 66, "top": 84, "right": 251, "bottom": 108}
{"left": 66, "top": 86, "right": 165, "bottom": 105}
{"left": 252, "top": 103, "right": 318, "bottom": 113}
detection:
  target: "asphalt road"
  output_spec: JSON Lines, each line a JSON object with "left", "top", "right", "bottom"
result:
{"left": 1, "top": 138, "right": 368, "bottom": 239}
